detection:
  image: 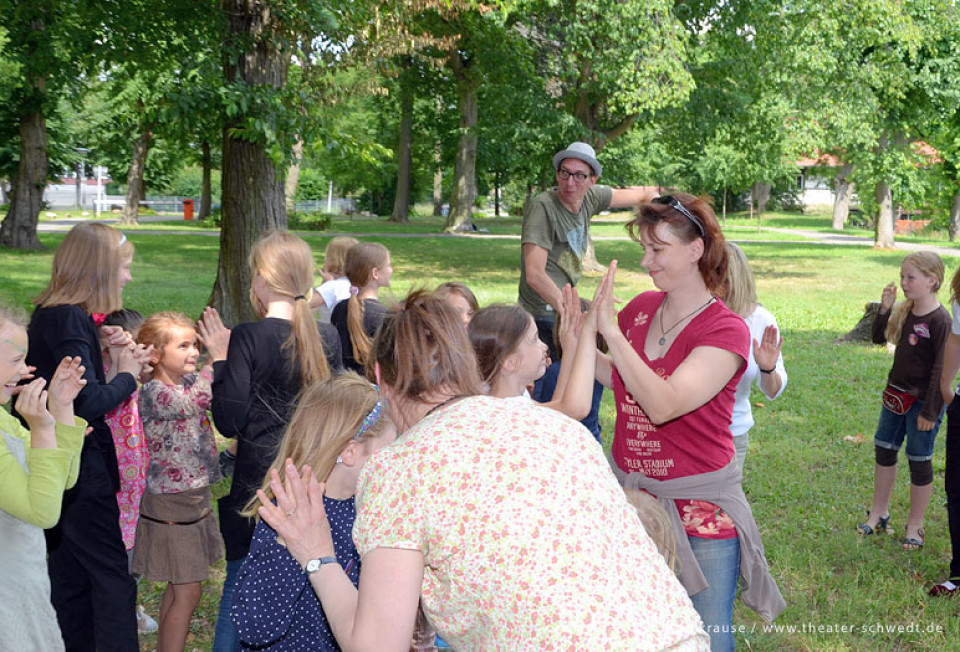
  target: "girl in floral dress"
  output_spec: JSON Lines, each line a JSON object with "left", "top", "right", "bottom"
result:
{"left": 131, "top": 312, "right": 227, "bottom": 652}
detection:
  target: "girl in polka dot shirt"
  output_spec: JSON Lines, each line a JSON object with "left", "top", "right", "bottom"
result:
{"left": 231, "top": 373, "right": 396, "bottom": 650}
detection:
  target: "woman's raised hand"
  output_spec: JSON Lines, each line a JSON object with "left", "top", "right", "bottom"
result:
{"left": 198, "top": 307, "right": 231, "bottom": 362}
{"left": 880, "top": 282, "right": 897, "bottom": 312}
{"left": 593, "top": 260, "right": 620, "bottom": 337}
{"left": 47, "top": 356, "right": 86, "bottom": 424}
{"left": 258, "top": 460, "right": 336, "bottom": 568}
{"left": 752, "top": 325, "right": 782, "bottom": 372}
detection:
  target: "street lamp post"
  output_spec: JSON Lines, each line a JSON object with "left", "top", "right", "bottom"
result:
{"left": 75, "top": 147, "right": 90, "bottom": 210}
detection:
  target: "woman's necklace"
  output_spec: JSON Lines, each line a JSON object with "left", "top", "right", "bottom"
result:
{"left": 423, "top": 395, "right": 464, "bottom": 419}
{"left": 658, "top": 296, "right": 716, "bottom": 348}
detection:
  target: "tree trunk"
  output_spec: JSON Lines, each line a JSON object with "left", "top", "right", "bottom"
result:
{"left": 432, "top": 97, "right": 443, "bottom": 217}
{"left": 121, "top": 126, "right": 152, "bottom": 226}
{"left": 752, "top": 182, "right": 771, "bottom": 234}
{"left": 211, "top": 0, "right": 289, "bottom": 325}
{"left": 285, "top": 137, "right": 303, "bottom": 214}
{"left": 874, "top": 180, "right": 895, "bottom": 248}
{"left": 722, "top": 188, "right": 727, "bottom": 224}
{"left": 199, "top": 140, "right": 212, "bottom": 220}
{"left": 445, "top": 49, "right": 477, "bottom": 232}
{"left": 949, "top": 191, "right": 960, "bottom": 242}
{"left": 391, "top": 64, "right": 414, "bottom": 224}
{"left": 494, "top": 171, "right": 501, "bottom": 217}
{"left": 0, "top": 109, "right": 47, "bottom": 250}
{"left": 432, "top": 157, "right": 443, "bottom": 217}
{"left": 831, "top": 162, "right": 853, "bottom": 229}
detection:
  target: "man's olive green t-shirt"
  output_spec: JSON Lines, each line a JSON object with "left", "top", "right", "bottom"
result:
{"left": 518, "top": 185, "right": 613, "bottom": 316}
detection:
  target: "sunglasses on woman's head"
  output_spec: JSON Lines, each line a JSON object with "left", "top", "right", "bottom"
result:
{"left": 652, "top": 195, "right": 705, "bottom": 237}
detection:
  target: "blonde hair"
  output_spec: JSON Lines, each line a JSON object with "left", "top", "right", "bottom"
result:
{"left": 323, "top": 237, "right": 359, "bottom": 277}
{"left": 0, "top": 304, "right": 28, "bottom": 333}
{"left": 623, "top": 488, "right": 677, "bottom": 572}
{"left": 243, "top": 372, "right": 390, "bottom": 517}
{"left": 884, "top": 251, "right": 944, "bottom": 344}
{"left": 950, "top": 264, "right": 960, "bottom": 306}
{"left": 724, "top": 242, "right": 757, "bottom": 319}
{"left": 249, "top": 231, "right": 330, "bottom": 385}
{"left": 137, "top": 311, "right": 196, "bottom": 376}
{"left": 35, "top": 223, "right": 134, "bottom": 314}
{"left": 345, "top": 242, "right": 390, "bottom": 366}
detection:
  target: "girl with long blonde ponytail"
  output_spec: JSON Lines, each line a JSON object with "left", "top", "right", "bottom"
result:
{"left": 331, "top": 242, "right": 393, "bottom": 373}
{"left": 203, "top": 230, "right": 343, "bottom": 649}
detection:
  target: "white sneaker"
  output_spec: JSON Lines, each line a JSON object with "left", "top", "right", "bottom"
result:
{"left": 137, "top": 605, "right": 159, "bottom": 634}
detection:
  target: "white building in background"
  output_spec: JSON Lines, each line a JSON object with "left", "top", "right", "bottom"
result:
{"left": 44, "top": 168, "right": 120, "bottom": 209}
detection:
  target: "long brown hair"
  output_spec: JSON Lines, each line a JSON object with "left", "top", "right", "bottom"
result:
{"left": 627, "top": 193, "right": 728, "bottom": 297}
{"left": 344, "top": 242, "right": 390, "bottom": 366}
{"left": 249, "top": 231, "right": 330, "bottom": 385}
{"left": 243, "top": 372, "right": 389, "bottom": 518}
{"left": 468, "top": 305, "right": 531, "bottom": 386}
{"left": 372, "top": 290, "right": 482, "bottom": 415}
{"left": 35, "top": 223, "right": 134, "bottom": 314}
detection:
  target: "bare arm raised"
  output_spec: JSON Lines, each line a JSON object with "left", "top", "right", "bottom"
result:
{"left": 594, "top": 261, "right": 742, "bottom": 424}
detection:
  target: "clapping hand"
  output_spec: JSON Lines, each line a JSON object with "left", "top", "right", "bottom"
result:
{"left": 15, "top": 378, "right": 56, "bottom": 448}
{"left": 198, "top": 307, "right": 231, "bottom": 362}
{"left": 47, "top": 356, "right": 86, "bottom": 424}
{"left": 557, "top": 285, "right": 585, "bottom": 359}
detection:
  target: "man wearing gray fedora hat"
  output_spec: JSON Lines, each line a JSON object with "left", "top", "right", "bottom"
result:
{"left": 519, "top": 141, "right": 654, "bottom": 358}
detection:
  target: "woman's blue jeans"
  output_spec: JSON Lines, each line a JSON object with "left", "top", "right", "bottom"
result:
{"left": 212, "top": 557, "right": 244, "bottom": 652}
{"left": 688, "top": 536, "right": 741, "bottom": 652}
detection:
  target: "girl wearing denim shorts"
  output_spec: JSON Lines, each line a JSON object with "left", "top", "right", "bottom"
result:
{"left": 859, "top": 252, "right": 950, "bottom": 551}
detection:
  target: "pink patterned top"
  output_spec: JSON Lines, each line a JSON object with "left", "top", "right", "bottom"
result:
{"left": 354, "top": 395, "right": 708, "bottom": 651}
{"left": 139, "top": 368, "right": 220, "bottom": 495}
{"left": 106, "top": 391, "right": 148, "bottom": 550}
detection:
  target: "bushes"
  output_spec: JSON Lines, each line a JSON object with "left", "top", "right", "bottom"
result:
{"left": 288, "top": 211, "right": 332, "bottom": 231}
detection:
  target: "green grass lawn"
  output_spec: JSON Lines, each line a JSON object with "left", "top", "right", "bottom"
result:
{"left": 2, "top": 223, "right": 959, "bottom": 650}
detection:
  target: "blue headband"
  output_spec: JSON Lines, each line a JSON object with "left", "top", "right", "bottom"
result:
{"left": 354, "top": 386, "right": 383, "bottom": 440}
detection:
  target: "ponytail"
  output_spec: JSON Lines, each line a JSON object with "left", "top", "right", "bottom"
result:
{"left": 288, "top": 292, "right": 330, "bottom": 385}
{"left": 346, "top": 292, "right": 371, "bottom": 366}
{"left": 249, "top": 231, "right": 330, "bottom": 386}
{"left": 343, "top": 242, "right": 390, "bottom": 367}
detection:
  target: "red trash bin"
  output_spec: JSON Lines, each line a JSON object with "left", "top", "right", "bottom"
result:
{"left": 183, "top": 198, "right": 194, "bottom": 220}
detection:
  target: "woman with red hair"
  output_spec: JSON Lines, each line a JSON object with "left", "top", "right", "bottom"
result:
{"left": 595, "top": 193, "right": 786, "bottom": 651}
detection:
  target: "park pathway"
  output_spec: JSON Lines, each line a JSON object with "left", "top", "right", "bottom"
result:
{"left": 34, "top": 216, "right": 960, "bottom": 258}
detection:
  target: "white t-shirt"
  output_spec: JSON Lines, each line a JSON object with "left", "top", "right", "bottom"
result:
{"left": 730, "top": 304, "right": 788, "bottom": 437}
{"left": 314, "top": 277, "right": 352, "bottom": 324}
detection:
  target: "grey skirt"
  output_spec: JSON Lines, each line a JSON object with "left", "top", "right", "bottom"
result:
{"left": 131, "top": 486, "right": 224, "bottom": 583}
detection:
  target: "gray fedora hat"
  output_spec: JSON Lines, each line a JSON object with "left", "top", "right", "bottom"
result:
{"left": 553, "top": 141, "right": 601, "bottom": 178}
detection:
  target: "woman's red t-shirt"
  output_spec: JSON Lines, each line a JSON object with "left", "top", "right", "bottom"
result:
{"left": 612, "top": 292, "right": 749, "bottom": 539}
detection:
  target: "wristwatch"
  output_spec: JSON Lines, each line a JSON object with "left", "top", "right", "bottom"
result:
{"left": 304, "top": 556, "right": 339, "bottom": 574}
